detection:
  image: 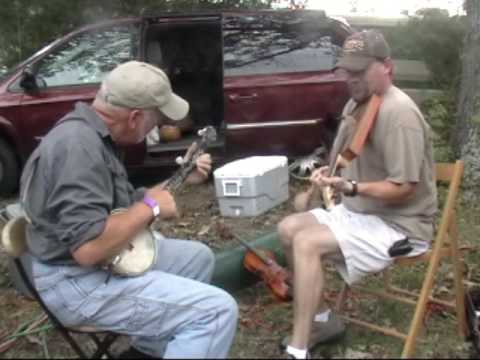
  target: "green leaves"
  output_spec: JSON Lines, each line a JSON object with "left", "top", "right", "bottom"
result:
{"left": 383, "top": 9, "right": 466, "bottom": 91}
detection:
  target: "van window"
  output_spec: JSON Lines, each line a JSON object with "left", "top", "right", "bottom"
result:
{"left": 35, "top": 25, "right": 139, "bottom": 87}
{"left": 223, "top": 29, "right": 341, "bottom": 76}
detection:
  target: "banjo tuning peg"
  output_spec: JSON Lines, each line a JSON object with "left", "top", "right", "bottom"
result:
{"left": 175, "top": 156, "right": 184, "bottom": 165}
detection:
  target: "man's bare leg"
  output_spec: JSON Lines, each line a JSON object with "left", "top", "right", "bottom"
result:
{"left": 289, "top": 224, "right": 340, "bottom": 350}
{"left": 278, "top": 213, "right": 337, "bottom": 309}
{"left": 277, "top": 212, "right": 320, "bottom": 270}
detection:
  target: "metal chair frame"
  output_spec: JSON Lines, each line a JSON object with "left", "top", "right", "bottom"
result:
{"left": 2, "top": 216, "right": 120, "bottom": 359}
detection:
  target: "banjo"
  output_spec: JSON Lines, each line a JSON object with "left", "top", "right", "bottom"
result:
{"left": 104, "top": 126, "right": 217, "bottom": 277}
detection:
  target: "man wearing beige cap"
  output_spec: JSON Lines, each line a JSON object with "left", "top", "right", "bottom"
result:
{"left": 19, "top": 61, "right": 238, "bottom": 359}
{"left": 277, "top": 30, "right": 437, "bottom": 359}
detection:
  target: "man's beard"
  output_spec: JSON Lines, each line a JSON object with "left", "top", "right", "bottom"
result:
{"left": 351, "top": 89, "right": 371, "bottom": 104}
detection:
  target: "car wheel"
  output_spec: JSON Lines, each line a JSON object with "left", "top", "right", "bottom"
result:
{"left": 288, "top": 146, "right": 328, "bottom": 181}
{"left": 0, "top": 138, "right": 19, "bottom": 195}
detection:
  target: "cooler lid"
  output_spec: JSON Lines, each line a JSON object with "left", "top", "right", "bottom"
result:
{"left": 214, "top": 156, "right": 287, "bottom": 177}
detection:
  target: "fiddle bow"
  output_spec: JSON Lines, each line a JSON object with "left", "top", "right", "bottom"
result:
{"left": 294, "top": 94, "right": 383, "bottom": 212}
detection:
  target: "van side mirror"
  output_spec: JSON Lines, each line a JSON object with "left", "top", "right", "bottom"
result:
{"left": 19, "top": 68, "right": 46, "bottom": 94}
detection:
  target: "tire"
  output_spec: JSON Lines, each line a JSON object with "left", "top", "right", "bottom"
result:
{"left": 0, "top": 138, "right": 19, "bottom": 195}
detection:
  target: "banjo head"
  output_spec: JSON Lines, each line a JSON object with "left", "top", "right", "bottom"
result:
{"left": 107, "top": 208, "right": 160, "bottom": 277}
{"left": 112, "top": 228, "right": 158, "bottom": 276}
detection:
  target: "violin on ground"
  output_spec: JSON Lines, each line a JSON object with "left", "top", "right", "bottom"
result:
{"left": 238, "top": 235, "right": 291, "bottom": 302}
{"left": 217, "top": 222, "right": 291, "bottom": 302}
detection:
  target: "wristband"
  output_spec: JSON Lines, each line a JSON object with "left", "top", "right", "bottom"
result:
{"left": 143, "top": 196, "right": 161, "bottom": 217}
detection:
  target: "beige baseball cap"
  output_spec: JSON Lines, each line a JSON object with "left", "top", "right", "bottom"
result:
{"left": 336, "top": 30, "right": 391, "bottom": 72}
{"left": 100, "top": 61, "right": 189, "bottom": 121}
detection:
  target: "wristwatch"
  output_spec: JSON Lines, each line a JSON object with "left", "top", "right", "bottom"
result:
{"left": 143, "top": 196, "right": 161, "bottom": 217}
{"left": 345, "top": 180, "right": 358, "bottom": 197}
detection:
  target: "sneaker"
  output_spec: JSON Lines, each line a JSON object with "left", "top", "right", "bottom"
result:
{"left": 281, "top": 312, "right": 346, "bottom": 351}
{"left": 283, "top": 350, "right": 312, "bottom": 359}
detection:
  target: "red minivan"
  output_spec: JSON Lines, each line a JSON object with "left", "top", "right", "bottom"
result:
{"left": 0, "top": 10, "right": 351, "bottom": 195}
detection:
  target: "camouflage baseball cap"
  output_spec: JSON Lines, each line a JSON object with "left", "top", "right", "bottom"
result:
{"left": 336, "top": 30, "right": 391, "bottom": 72}
{"left": 100, "top": 61, "right": 189, "bottom": 121}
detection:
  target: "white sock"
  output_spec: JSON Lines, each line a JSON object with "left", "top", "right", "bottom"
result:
{"left": 286, "top": 345, "right": 308, "bottom": 359}
{"left": 314, "top": 308, "right": 331, "bottom": 322}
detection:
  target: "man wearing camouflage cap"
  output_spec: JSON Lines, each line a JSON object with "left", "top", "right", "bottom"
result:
{"left": 278, "top": 30, "right": 437, "bottom": 359}
{"left": 19, "top": 61, "right": 238, "bottom": 359}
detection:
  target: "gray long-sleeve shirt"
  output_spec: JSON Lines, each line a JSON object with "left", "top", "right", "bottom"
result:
{"left": 20, "top": 102, "right": 145, "bottom": 265}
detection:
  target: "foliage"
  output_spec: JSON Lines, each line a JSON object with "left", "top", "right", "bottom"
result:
{"left": 380, "top": 9, "right": 467, "bottom": 162}
{"left": 420, "top": 93, "right": 457, "bottom": 162}
{"left": 383, "top": 8, "right": 466, "bottom": 91}
{"left": 453, "top": 0, "right": 480, "bottom": 200}
{"left": 0, "top": 0, "right": 271, "bottom": 69}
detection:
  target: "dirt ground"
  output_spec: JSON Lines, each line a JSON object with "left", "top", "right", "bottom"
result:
{"left": 0, "top": 178, "right": 479, "bottom": 358}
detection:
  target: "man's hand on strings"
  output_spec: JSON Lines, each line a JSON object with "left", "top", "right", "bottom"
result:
{"left": 184, "top": 142, "right": 212, "bottom": 185}
{"left": 309, "top": 166, "right": 330, "bottom": 188}
{"left": 310, "top": 166, "right": 354, "bottom": 195}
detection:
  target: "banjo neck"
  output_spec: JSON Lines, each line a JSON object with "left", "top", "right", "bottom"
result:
{"left": 164, "top": 159, "right": 196, "bottom": 194}
{"left": 164, "top": 126, "right": 217, "bottom": 194}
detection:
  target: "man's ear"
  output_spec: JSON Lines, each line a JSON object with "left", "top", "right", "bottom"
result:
{"left": 127, "top": 109, "right": 142, "bottom": 130}
{"left": 383, "top": 57, "right": 394, "bottom": 77}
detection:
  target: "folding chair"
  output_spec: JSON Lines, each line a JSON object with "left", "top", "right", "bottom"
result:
{"left": 1, "top": 216, "right": 121, "bottom": 359}
{"left": 334, "top": 160, "right": 467, "bottom": 358}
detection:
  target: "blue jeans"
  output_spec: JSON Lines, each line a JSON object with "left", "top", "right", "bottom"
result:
{"left": 29, "top": 234, "right": 238, "bottom": 359}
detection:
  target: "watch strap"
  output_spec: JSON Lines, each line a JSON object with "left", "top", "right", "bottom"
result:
{"left": 345, "top": 180, "right": 358, "bottom": 197}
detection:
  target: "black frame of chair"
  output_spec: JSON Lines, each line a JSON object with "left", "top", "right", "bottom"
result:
{"left": 13, "top": 256, "right": 119, "bottom": 359}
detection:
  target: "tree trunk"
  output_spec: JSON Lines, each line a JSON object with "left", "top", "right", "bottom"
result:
{"left": 454, "top": 0, "right": 480, "bottom": 199}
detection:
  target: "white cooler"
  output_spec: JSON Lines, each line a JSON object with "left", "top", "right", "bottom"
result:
{"left": 213, "top": 156, "right": 289, "bottom": 217}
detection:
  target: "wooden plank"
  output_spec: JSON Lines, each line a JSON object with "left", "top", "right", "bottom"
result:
{"left": 339, "top": 314, "right": 409, "bottom": 340}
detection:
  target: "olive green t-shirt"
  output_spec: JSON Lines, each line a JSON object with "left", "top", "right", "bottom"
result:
{"left": 333, "top": 86, "right": 437, "bottom": 242}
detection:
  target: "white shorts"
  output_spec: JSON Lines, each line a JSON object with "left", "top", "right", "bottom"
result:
{"left": 310, "top": 204, "right": 429, "bottom": 285}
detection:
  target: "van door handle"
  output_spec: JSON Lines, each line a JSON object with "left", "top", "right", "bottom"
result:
{"left": 228, "top": 93, "right": 258, "bottom": 102}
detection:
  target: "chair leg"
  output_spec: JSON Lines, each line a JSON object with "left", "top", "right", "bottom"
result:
{"left": 335, "top": 283, "right": 350, "bottom": 312}
{"left": 449, "top": 215, "right": 468, "bottom": 337}
{"left": 89, "top": 333, "right": 118, "bottom": 359}
{"left": 401, "top": 240, "right": 445, "bottom": 358}
{"left": 383, "top": 269, "right": 392, "bottom": 292}
{"left": 57, "top": 328, "right": 89, "bottom": 359}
